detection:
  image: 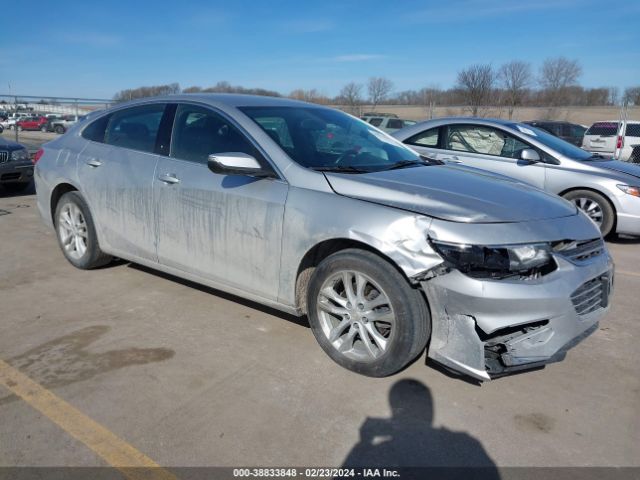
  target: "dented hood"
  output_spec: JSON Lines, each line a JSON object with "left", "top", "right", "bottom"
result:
{"left": 325, "top": 165, "right": 577, "bottom": 223}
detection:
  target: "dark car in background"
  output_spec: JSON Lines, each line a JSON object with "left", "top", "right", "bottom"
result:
{"left": 0, "top": 136, "right": 33, "bottom": 192}
{"left": 523, "top": 121, "right": 587, "bottom": 147}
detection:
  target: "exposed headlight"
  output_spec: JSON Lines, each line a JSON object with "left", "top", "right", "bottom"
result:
{"left": 617, "top": 184, "right": 640, "bottom": 198}
{"left": 10, "top": 148, "right": 29, "bottom": 161}
{"left": 431, "top": 240, "right": 556, "bottom": 279}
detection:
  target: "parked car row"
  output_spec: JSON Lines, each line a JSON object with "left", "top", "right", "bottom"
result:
{"left": 34, "top": 94, "right": 623, "bottom": 381}
{"left": 0, "top": 113, "right": 85, "bottom": 134}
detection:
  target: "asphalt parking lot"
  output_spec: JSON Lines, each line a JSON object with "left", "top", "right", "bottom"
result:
{"left": 0, "top": 132, "right": 639, "bottom": 474}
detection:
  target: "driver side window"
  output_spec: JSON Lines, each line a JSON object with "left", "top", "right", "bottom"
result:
{"left": 446, "top": 125, "right": 531, "bottom": 159}
{"left": 171, "top": 104, "right": 256, "bottom": 164}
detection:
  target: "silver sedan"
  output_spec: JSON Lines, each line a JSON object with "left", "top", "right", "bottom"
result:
{"left": 35, "top": 95, "right": 612, "bottom": 380}
{"left": 392, "top": 117, "right": 640, "bottom": 237}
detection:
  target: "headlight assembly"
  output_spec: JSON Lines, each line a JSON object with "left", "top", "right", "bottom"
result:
{"left": 10, "top": 148, "right": 29, "bottom": 161}
{"left": 431, "top": 240, "right": 556, "bottom": 279}
{"left": 617, "top": 184, "right": 640, "bottom": 198}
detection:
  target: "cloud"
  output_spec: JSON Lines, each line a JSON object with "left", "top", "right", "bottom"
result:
{"left": 331, "top": 54, "right": 386, "bottom": 62}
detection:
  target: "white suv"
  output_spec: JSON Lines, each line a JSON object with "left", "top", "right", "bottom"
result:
{"left": 582, "top": 120, "right": 640, "bottom": 161}
{"left": 362, "top": 116, "right": 417, "bottom": 133}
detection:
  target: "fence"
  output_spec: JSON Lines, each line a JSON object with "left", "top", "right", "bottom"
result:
{"left": 0, "top": 94, "right": 115, "bottom": 144}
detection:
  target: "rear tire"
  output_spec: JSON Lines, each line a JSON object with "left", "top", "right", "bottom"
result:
{"left": 307, "top": 249, "right": 430, "bottom": 377}
{"left": 54, "top": 191, "right": 112, "bottom": 269}
{"left": 563, "top": 189, "right": 615, "bottom": 237}
{"left": 55, "top": 125, "right": 65, "bottom": 134}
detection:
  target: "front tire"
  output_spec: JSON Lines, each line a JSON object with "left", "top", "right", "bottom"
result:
{"left": 54, "top": 191, "right": 112, "bottom": 269}
{"left": 563, "top": 189, "right": 615, "bottom": 237}
{"left": 55, "top": 125, "right": 65, "bottom": 134}
{"left": 307, "top": 249, "right": 430, "bottom": 377}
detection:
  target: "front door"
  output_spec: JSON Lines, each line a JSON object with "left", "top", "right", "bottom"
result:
{"left": 155, "top": 103, "right": 288, "bottom": 301}
{"left": 438, "top": 124, "right": 547, "bottom": 189}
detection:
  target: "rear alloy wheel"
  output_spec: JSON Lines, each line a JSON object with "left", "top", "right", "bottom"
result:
{"left": 55, "top": 125, "right": 65, "bottom": 134}
{"left": 307, "top": 249, "right": 430, "bottom": 377}
{"left": 55, "top": 191, "right": 112, "bottom": 269}
{"left": 563, "top": 189, "right": 615, "bottom": 237}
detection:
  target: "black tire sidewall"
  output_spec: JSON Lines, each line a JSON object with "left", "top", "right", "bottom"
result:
{"left": 54, "top": 191, "right": 105, "bottom": 269}
{"left": 564, "top": 190, "right": 615, "bottom": 237}
{"left": 307, "top": 249, "right": 430, "bottom": 377}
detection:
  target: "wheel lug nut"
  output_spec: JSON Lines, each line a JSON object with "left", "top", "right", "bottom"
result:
{"left": 358, "top": 303, "right": 364, "bottom": 310}
{"left": 362, "top": 317, "right": 368, "bottom": 322}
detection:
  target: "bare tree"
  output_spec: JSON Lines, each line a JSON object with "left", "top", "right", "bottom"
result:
{"left": 539, "top": 57, "right": 582, "bottom": 107}
{"left": 339, "top": 82, "right": 363, "bottom": 114}
{"left": 367, "top": 77, "right": 394, "bottom": 110}
{"left": 456, "top": 64, "right": 495, "bottom": 116}
{"left": 498, "top": 61, "right": 532, "bottom": 119}
{"left": 113, "top": 83, "right": 181, "bottom": 102}
{"left": 623, "top": 86, "right": 640, "bottom": 105}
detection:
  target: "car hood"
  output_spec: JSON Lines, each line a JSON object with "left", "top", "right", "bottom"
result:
{"left": 0, "top": 136, "right": 24, "bottom": 150}
{"left": 324, "top": 165, "right": 577, "bottom": 223}
{"left": 586, "top": 159, "right": 640, "bottom": 179}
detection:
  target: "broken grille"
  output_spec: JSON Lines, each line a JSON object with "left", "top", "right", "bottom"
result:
{"left": 555, "top": 238, "right": 604, "bottom": 263}
{"left": 0, "top": 151, "right": 8, "bottom": 164}
{"left": 571, "top": 275, "right": 609, "bottom": 316}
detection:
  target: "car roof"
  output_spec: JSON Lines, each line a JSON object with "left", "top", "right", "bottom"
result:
{"left": 110, "top": 93, "right": 315, "bottom": 109}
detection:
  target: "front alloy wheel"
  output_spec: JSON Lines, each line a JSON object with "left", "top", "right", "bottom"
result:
{"left": 307, "top": 249, "right": 430, "bottom": 377}
{"left": 563, "top": 189, "right": 615, "bottom": 237}
{"left": 317, "top": 270, "right": 395, "bottom": 362}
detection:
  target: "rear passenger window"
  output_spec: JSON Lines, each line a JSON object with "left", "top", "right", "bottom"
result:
{"left": 368, "top": 118, "right": 383, "bottom": 127}
{"left": 406, "top": 127, "right": 439, "bottom": 147}
{"left": 586, "top": 122, "right": 618, "bottom": 136}
{"left": 625, "top": 124, "right": 640, "bottom": 137}
{"left": 171, "top": 104, "right": 257, "bottom": 164}
{"left": 81, "top": 114, "right": 111, "bottom": 143}
{"left": 386, "top": 119, "right": 403, "bottom": 129}
{"left": 105, "top": 104, "right": 166, "bottom": 153}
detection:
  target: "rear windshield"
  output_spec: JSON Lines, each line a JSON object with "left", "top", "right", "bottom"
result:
{"left": 586, "top": 122, "right": 618, "bottom": 136}
{"left": 625, "top": 124, "right": 640, "bottom": 137}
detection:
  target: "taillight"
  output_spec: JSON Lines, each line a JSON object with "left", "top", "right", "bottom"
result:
{"left": 33, "top": 148, "right": 44, "bottom": 164}
{"left": 616, "top": 136, "right": 623, "bottom": 149}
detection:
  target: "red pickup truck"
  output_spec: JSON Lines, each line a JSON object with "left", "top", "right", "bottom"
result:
{"left": 16, "top": 116, "right": 49, "bottom": 132}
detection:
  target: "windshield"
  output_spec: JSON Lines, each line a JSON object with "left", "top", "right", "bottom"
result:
{"left": 239, "top": 106, "right": 424, "bottom": 172}
{"left": 510, "top": 123, "right": 597, "bottom": 161}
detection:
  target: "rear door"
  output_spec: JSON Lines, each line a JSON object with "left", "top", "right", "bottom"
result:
{"left": 77, "top": 103, "right": 168, "bottom": 261}
{"left": 154, "top": 103, "right": 288, "bottom": 300}
{"left": 439, "top": 123, "right": 547, "bottom": 188}
{"left": 584, "top": 122, "right": 618, "bottom": 154}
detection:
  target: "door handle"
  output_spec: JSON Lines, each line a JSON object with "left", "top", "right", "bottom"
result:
{"left": 86, "top": 158, "right": 102, "bottom": 167}
{"left": 158, "top": 173, "right": 180, "bottom": 184}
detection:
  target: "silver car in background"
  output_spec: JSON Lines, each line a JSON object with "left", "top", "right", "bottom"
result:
{"left": 35, "top": 95, "right": 613, "bottom": 380}
{"left": 393, "top": 118, "right": 640, "bottom": 237}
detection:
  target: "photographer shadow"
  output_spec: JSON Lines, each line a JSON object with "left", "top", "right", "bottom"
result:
{"left": 341, "top": 379, "right": 499, "bottom": 479}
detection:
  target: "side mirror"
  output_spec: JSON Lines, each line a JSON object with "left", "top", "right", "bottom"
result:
{"left": 520, "top": 148, "right": 541, "bottom": 163}
{"left": 207, "top": 152, "right": 272, "bottom": 177}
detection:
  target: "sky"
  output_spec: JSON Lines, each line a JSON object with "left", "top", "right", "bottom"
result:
{"left": 2, "top": 0, "right": 638, "bottom": 99}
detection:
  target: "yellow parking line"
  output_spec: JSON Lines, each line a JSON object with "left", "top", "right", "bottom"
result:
{"left": 0, "top": 358, "right": 178, "bottom": 480}
{"left": 617, "top": 270, "right": 640, "bottom": 278}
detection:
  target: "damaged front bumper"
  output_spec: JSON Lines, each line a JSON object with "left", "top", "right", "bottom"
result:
{"left": 420, "top": 252, "right": 614, "bottom": 381}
